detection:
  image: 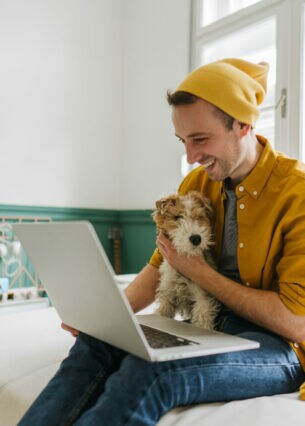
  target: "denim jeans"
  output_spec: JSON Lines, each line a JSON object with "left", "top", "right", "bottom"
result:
{"left": 18, "top": 312, "right": 304, "bottom": 426}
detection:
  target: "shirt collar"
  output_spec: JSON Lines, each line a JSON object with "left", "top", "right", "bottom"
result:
{"left": 241, "top": 135, "right": 277, "bottom": 199}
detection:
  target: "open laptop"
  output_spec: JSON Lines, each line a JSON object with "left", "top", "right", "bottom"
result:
{"left": 13, "top": 221, "right": 259, "bottom": 362}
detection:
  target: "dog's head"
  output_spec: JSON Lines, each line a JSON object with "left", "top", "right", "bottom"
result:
{"left": 152, "top": 191, "right": 214, "bottom": 255}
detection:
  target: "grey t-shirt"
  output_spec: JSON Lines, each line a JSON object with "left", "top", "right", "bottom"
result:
{"left": 217, "top": 178, "right": 242, "bottom": 284}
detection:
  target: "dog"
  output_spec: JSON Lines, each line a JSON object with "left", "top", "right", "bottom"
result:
{"left": 152, "top": 191, "right": 220, "bottom": 330}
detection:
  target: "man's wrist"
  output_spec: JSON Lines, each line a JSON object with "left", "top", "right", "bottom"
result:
{"left": 192, "top": 260, "right": 217, "bottom": 289}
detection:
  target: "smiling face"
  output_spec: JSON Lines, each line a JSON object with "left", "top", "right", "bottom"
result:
{"left": 172, "top": 98, "right": 251, "bottom": 184}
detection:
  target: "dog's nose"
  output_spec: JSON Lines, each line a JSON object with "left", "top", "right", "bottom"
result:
{"left": 189, "top": 234, "right": 201, "bottom": 246}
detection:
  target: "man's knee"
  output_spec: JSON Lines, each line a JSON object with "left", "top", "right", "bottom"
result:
{"left": 120, "top": 355, "right": 156, "bottom": 380}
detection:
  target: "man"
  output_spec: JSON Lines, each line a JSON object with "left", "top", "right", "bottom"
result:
{"left": 19, "top": 58, "right": 305, "bottom": 425}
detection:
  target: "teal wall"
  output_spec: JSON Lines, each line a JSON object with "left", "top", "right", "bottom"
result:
{"left": 118, "top": 210, "right": 156, "bottom": 273}
{"left": 0, "top": 205, "right": 156, "bottom": 286}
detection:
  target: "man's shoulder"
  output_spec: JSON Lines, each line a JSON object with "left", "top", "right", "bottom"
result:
{"left": 275, "top": 154, "right": 305, "bottom": 182}
{"left": 272, "top": 155, "right": 305, "bottom": 205}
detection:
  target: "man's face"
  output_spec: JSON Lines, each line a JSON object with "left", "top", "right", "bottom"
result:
{"left": 172, "top": 98, "right": 248, "bottom": 183}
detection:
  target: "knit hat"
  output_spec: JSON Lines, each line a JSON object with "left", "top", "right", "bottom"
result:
{"left": 176, "top": 58, "right": 269, "bottom": 126}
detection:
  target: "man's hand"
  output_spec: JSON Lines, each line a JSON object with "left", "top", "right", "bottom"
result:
{"left": 61, "top": 322, "right": 80, "bottom": 337}
{"left": 156, "top": 232, "right": 209, "bottom": 282}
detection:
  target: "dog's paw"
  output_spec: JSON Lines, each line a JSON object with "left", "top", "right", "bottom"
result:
{"left": 191, "top": 311, "right": 216, "bottom": 330}
{"left": 155, "top": 303, "right": 176, "bottom": 318}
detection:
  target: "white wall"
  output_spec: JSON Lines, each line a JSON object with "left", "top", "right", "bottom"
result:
{"left": 0, "top": 0, "right": 191, "bottom": 210}
{"left": 120, "top": 0, "right": 191, "bottom": 209}
{"left": 0, "top": 0, "right": 123, "bottom": 209}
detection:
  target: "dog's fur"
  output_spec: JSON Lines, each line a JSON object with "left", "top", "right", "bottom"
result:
{"left": 152, "top": 191, "right": 220, "bottom": 330}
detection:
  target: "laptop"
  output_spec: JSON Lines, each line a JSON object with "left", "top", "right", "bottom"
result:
{"left": 13, "top": 221, "right": 259, "bottom": 362}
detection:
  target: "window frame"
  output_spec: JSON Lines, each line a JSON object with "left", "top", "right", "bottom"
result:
{"left": 190, "top": 0, "right": 305, "bottom": 159}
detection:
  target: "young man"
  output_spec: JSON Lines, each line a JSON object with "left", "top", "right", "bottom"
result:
{"left": 19, "top": 58, "right": 305, "bottom": 426}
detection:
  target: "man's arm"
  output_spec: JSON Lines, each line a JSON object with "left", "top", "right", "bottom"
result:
{"left": 157, "top": 232, "right": 305, "bottom": 343}
{"left": 124, "top": 264, "right": 160, "bottom": 313}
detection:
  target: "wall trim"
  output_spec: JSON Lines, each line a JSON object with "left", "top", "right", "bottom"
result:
{"left": 0, "top": 204, "right": 118, "bottom": 223}
{"left": 0, "top": 204, "right": 156, "bottom": 274}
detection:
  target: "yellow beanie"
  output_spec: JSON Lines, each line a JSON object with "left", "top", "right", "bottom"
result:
{"left": 176, "top": 58, "right": 269, "bottom": 126}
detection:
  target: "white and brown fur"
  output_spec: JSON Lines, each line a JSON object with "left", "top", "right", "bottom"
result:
{"left": 152, "top": 191, "right": 220, "bottom": 330}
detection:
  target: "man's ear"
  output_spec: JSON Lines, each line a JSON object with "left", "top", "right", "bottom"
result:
{"left": 238, "top": 122, "right": 251, "bottom": 137}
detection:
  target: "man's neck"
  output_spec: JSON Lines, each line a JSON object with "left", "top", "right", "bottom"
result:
{"left": 231, "top": 133, "right": 264, "bottom": 185}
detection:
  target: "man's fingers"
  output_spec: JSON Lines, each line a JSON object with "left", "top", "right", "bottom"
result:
{"left": 61, "top": 322, "right": 80, "bottom": 337}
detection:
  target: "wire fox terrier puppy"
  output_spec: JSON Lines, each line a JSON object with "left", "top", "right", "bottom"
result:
{"left": 153, "top": 191, "right": 220, "bottom": 330}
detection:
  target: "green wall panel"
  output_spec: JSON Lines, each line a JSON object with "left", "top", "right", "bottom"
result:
{"left": 0, "top": 204, "right": 156, "bottom": 283}
{"left": 119, "top": 210, "right": 156, "bottom": 273}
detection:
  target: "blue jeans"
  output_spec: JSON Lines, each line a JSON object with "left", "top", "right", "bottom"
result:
{"left": 19, "top": 312, "right": 304, "bottom": 426}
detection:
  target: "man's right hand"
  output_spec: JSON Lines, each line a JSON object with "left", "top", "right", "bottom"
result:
{"left": 61, "top": 322, "right": 80, "bottom": 337}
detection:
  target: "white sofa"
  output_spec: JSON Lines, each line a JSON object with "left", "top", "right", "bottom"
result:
{"left": 0, "top": 307, "right": 304, "bottom": 426}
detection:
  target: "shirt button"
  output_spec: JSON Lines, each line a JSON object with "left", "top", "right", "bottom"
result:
{"left": 239, "top": 186, "right": 244, "bottom": 192}
{"left": 294, "top": 342, "right": 299, "bottom": 348}
{"left": 253, "top": 190, "right": 258, "bottom": 196}
{"left": 239, "top": 242, "right": 244, "bottom": 248}
{"left": 239, "top": 203, "right": 245, "bottom": 210}
{"left": 245, "top": 282, "right": 251, "bottom": 287}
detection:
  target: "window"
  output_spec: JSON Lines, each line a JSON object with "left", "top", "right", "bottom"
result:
{"left": 189, "top": 0, "right": 305, "bottom": 164}
{"left": 201, "top": 0, "right": 263, "bottom": 27}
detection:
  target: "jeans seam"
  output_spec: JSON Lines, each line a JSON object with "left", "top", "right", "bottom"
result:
{"left": 124, "top": 374, "right": 165, "bottom": 426}
{"left": 63, "top": 366, "right": 107, "bottom": 426}
{"left": 124, "top": 360, "right": 302, "bottom": 425}
{"left": 124, "top": 366, "right": 210, "bottom": 425}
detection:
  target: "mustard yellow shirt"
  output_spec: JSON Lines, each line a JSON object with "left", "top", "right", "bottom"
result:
{"left": 150, "top": 136, "right": 305, "bottom": 369}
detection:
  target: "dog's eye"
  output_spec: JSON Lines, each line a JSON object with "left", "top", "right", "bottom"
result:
{"left": 174, "top": 215, "right": 183, "bottom": 220}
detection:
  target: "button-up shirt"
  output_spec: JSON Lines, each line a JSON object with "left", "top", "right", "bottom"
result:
{"left": 150, "top": 135, "right": 305, "bottom": 369}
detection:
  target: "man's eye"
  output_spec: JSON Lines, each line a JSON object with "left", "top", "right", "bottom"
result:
{"left": 178, "top": 138, "right": 185, "bottom": 144}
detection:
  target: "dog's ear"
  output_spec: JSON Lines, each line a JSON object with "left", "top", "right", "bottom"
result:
{"left": 155, "top": 195, "right": 178, "bottom": 214}
{"left": 202, "top": 198, "right": 213, "bottom": 221}
{"left": 189, "top": 191, "right": 213, "bottom": 220}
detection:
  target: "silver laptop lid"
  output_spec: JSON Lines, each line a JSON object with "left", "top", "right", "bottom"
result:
{"left": 13, "top": 221, "right": 151, "bottom": 359}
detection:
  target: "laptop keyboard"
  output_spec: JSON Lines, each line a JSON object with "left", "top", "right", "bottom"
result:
{"left": 140, "top": 324, "right": 200, "bottom": 349}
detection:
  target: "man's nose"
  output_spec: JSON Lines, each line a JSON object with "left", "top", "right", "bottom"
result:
{"left": 185, "top": 141, "right": 202, "bottom": 164}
